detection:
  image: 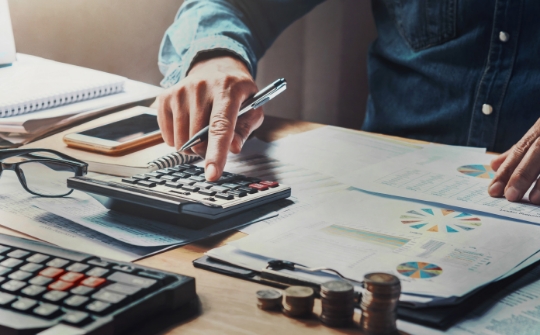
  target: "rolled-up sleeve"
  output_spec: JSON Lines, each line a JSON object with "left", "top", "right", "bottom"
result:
{"left": 158, "top": 0, "right": 325, "bottom": 88}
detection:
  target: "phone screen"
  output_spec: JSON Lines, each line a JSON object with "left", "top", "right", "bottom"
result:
{"left": 79, "top": 114, "right": 159, "bottom": 143}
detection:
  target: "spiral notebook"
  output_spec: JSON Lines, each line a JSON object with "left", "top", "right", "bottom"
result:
{"left": 0, "top": 54, "right": 126, "bottom": 117}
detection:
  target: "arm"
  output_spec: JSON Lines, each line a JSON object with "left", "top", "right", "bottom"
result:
{"left": 155, "top": 0, "right": 324, "bottom": 181}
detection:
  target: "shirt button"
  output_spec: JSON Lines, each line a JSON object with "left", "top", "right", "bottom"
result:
{"left": 499, "top": 31, "right": 510, "bottom": 43}
{"left": 482, "top": 104, "right": 493, "bottom": 115}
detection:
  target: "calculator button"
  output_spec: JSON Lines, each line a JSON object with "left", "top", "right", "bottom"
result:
{"left": 66, "top": 263, "right": 89, "bottom": 273}
{"left": 86, "top": 300, "right": 111, "bottom": 314}
{"left": 0, "top": 246, "right": 11, "bottom": 254}
{"left": 29, "top": 276, "right": 53, "bottom": 286}
{"left": 40, "top": 267, "right": 65, "bottom": 279}
{"left": 0, "top": 292, "right": 16, "bottom": 305}
{"left": 7, "top": 250, "right": 30, "bottom": 259}
{"left": 86, "top": 267, "right": 109, "bottom": 277}
{"left": 21, "top": 284, "right": 46, "bottom": 297}
{"left": 60, "top": 272, "right": 85, "bottom": 284}
{"left": 161, "top": 175, "right": 179, "bottom": 182}
{"left": 249, "top": 183, "right": 268, "bottom": 191}
{"left": 12, "top": 298, "right": 37, "bottom": 311}
{"left": 81, "top": 277, "right": 106, "bottom": 288}
{"left": 88, "top": 259, "right": 112, "bottom": 268}
{"left": 189, "top": 175, "right": 206, "bottom": 182}
{"left": 238, "top": 186, "right": 258, "bottom": 194}
{"left": 105, "top": 283, "right": 141, "bottom": 296}
{"left": 8, "top": 270, "right": 32, "bottom": 281}
{"left": 137, "top": 180, "right": 156, "bottom": 188}
{"left": 145, "top": 172, "right": 164, "bottom": 178}
{"left": 165, "top": 181, "right": 183, "bottom": 189}
{"left": 92, "top": 289, "right": 126, "bottom": 304}
{"left": 172, "top": 172, "right": 191, "bottom": 179}
{"left": 64, "top": 295, "right": 89, "bottom": 308}
{"left": 121, "top": 178, "right": 138, "bottom": 184}
{"left": 63, "top": 311, "right": 90, "bottom": 325}
{"left": 228, "top": 190, "right": 247, "bottom": 197}
{"left": 260, "top": 181, "right": 279, "bottom": 188}
{"left": 177, "top": 178, "right": 195, "bottom": 186}
{"left": 221, "top": 183, "right": 241, "bottom": 189}
{"left": 156, "top": 168, "right": 176, "bottom": 175}
{"left": 210, "top": 186, "right": 229, "bottom": 193}
{"left": 0, "top": 266, "right": 11, "bottom": 276}
{"left": 184, "top": 168, "right": 203, "bottom": 175}
{"left": 247, "top": 177, "right": 262, "bottom": 183}
{"left": 112, "top": 265, "right": 135, "bottom": 273}
{"left": 48, "top": 280, "right": 74, "bottom": 291}
{"left": 47, "top": 258, "right": 70, "bottom": 268}
{"left": 33, "top": 303, "right": 61, "bottom": 318}
{"left": 20, "top": 263, "right": 44, "bottom": 273}
{"left": 199, "top": 189, "right": 216, "bottom": 196}
{"left": 194, "top": 182, "right": 213, "bottom": 189}
{"left": 26, "top": 254, "right": 50, "bottom": 264}
{"left": 132, "top": 174, "right": 149, "bottom": 180}
{"left": 107, "top": 271, "right": 157, "bottom": 289}
{"left": 237, "top": 180, "right": 252, "bottom": 186}
{"left": 181, "top": 185, "right": 200, "bottom": 192}
{"left": 71, "top": 285, "right": 95, "bottom": 296}
{"left": 2, "top": 280, "right": 26, "bottom": 292}
{"left": 0, "top": 258, "right": 23, "bottom": 268}
{"left": 215, "top": 193, "right": 234, "bottom": 200}
{"left": 147, "top": 177, "right": 166, "bottom": 185}
{"left": 42, "top": 290, "right": 68, "bottom": 302}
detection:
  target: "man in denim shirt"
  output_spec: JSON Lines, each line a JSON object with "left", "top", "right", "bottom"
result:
{"left": 154, "top": 0, "right": 540, "bottom": 205}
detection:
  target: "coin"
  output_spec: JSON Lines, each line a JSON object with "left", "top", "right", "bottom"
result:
{"left": 257, "top": 289, "right": 282, "bottom": 300}
{"left": 320, "top": 280, "right": 356, "bottom": 328}
{"left": 256, "top": 289, "right": 282, "bottom": 310}
{"left": 282, "top": 286, "right": 315, "bottom": 318}
{"left": 360, "top": 273, "right": 401, "bottom": 335}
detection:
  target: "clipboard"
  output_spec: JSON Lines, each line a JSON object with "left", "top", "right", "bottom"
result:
{"left": 194, "top": 254, "right": 540, "bottom": 330}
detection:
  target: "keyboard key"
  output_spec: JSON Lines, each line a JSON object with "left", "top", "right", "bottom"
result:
{"left": 221, "top": 183, "right": 241, "bottom": 189}
{"left": 19, "top": 263, "right": 44, "bottom": 273}
{"left": 2, "top": 280, "right": 26, "bottom": 292}
{"left": 210, "top": 186, "right": 229, "bottom": 193}
{"left": 181, "top": 185, "right": 200, "bottom": 192}
{"left": 47, "top": 258, "right": 69, "bottom": 268}
{"left": 260, "top": 180, "right": 279, "bottom": 188}
{"left": 87, "top": 259, "right": 112, "bottom": 268}
{"left": 189, "top": 175, "right": 205, "bottom": 182}
{"left": 249, "top": 183, "right": 268, "bottom": 191}
{"left": 66, "top": 263, "right": 89, "bottom": 273}
{"left": 39, "top": 267, "right": 65, "bottom": 279}
{"left": 105, "top": 283, "right": 141, "bottom": 296}
{"left": 137, "top": 180, "right": 157, "bottom": 188}
{"left": 71, "top": 285, "right": 95, "bottom": 296}
{"left": 60, "top": 272, "right": 85, "bottom": 284}
{"left": 64, "top": 295, "right": 89, "bottom": 308}
{"left": 148, "top": 177, "right": 166, "bottom": 185}
{"left": 165, "top": 181, "right": 183, "bottom": 189}
{"left": 0, "top": 258, "right": 23, "bottom": 268}
{"left": 21, "top": 285, "right": 46, "bottom": 297}
{"left": 48, "top": 280, "right": 74, "bottom": 291}
{"left": 63, "top": 311, "right": 90, "bottom": 325}
{"left": 29, "top": 276, "right": 53, "bottom": 286}
{"left": 194, "top": 182, "right": 213, "bottom": 189}
{"left": 199, "top": 189, "right": 216, "bottom": 196}
{"left": 86, "top": 300, "right": 111, "bottom": 314}
{"left": 132, "top": 174, "right": 149, "bottom": 180}
{"left": 215, "top": 193, "right": 234, "bottom": 200}
{"left": 12, "top": 298, "right": 37, "bottom": 311}
{"left": 33, "top": 303, "right": 61, "bottom": 318}
{"left": 0, "top": 265, "right": 11, "bottom": 276}
{"left": 86, "top": 267, "right": 109, "bottom": 277}
{"left": 92, "top": 289, "right": 126, "bottom": 304}
{"left": 8, "top": 270, "right": 32, "bottom": 281}
{"left": 228, "top": 190, "right": 247, "bottom": 197}
{"left": 26, "top": 254, "right": 50, "bottom": 264}
{"left": 7, "top": 249, "right": 30, "bottom": 259}
{"left": 108, "top": 272, "right": 157, "bottom": 289}
{"left": 121, "top": 178, "right": 138, "bottom": 184}
{"left": 172, "top": 172, "right": 191, "bottom": 179}
{"left": 0, "top": 292, "right": 16, "bottom": 305}
{"left": 238, "top": 186, "right": 258, "bottom": 194}
{"left": 81, "top": 277, "right": 106, "bottom": 288}
{"left": 160, "top": 175, "right": 179, "bottom": 182}
{"left": 0, "top": 245, "right": 11, "bottom": 254}
{"left": 43, "top": 290, "right": 68, "bottom": 303}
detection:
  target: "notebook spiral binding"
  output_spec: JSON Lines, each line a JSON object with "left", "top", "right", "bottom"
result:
{"left": 148, "top": 152, "right": 199, "bottom": 170}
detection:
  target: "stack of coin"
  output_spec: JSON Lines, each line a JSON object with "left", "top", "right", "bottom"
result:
{"left": 319, "top": 280, "right": 355, "bottom": 327}
{"left": 256, "top": 289, "right": 283, "bottom": 310}
{"left": 360, "top": 273, "right": 401, "bottom": 335}
{"left": 282, "top": 286, "right": 315, "bottom": 318}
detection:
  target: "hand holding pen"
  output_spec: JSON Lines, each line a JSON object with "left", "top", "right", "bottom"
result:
{"left": 154, "top": 56, "right": 286, "bottom": 181}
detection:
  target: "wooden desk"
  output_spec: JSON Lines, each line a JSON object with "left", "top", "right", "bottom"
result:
{"left": 0, "top": 116, "right": 407, "bottom": 335}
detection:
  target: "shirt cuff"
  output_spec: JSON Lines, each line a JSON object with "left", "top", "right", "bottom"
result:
{"left": 160, "top": 35, "right": 256, "bottom": 88}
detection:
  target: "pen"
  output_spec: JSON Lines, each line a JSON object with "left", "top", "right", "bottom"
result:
{"left": 179, "top": 78, "right": 287, "bottom": 152}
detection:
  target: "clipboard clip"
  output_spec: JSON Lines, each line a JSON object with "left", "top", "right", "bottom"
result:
{"left": 265, "top": 259, "right": 364, "bottom": 286}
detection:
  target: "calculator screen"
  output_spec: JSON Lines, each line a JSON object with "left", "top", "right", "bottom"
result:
{"left": 80, "top": 113, "right": 159, "bottom": 143}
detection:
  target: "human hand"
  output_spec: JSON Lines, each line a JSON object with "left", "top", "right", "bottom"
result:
{"left": 488, "top": 119, "right": 540, "bottom": 204}
{"left": 153, "top": 55, "right": 263, "bottom": 181}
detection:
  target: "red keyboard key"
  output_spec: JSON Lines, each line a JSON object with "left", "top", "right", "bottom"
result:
{"left": 259, "top": 181, "right": 279, "bottom": 188}
{"left": 81, "top": 277, "right": 106, "bottom": 288}
{"left": 60, "top": 272, "right": 85, "bottom": 284}
{"left": 39, "top": 267, "right": 65, "bottom": 279}
{"left": 249, "top": 183, "right": 268, "bottom": 191}
{"left": 48, "top": 280, "right": 74, "bottom": 291}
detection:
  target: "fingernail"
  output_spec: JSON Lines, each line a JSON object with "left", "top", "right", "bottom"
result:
{"left": 488, "top": 181, "right": 504, "bottom": 196}
{"left": 505, "top": 186, "right": 521, "bottom": 202}
{"left": 530, "top": 189, "right": 540, "bottom": 204}
{"left": 205, "top": 163, "right": 218, "bottom": 181}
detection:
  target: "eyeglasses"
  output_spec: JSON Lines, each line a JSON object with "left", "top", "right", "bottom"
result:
{"left": 0, "top": 149, "right": 88, "bottom": 197}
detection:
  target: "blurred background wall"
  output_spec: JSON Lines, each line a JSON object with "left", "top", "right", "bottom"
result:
{"left": 8, "top": 0, "right": 377, "bottom": 129}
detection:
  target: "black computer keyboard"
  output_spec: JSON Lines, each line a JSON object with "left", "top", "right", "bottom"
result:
{"left": 0, "top": 233, "right": 196, "bottom": 335}
{"left": 68, "top": 164, "right": 291, "bottom": 222}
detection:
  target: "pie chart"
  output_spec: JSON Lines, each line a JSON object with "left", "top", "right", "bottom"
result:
{"left": 400, "top": 208, "right": 481, "bottom": 233}
{"left": 397, "top": 262, "right": 443, "bottom": 279}
{"left": 457, "top": 165, "right": 495, "bottom": 179}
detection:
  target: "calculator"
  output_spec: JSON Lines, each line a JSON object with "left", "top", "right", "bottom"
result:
{"left": 67, "top": 164, "right": 291, "bottom": 223}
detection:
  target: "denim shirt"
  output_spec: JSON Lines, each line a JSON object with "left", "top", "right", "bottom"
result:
{"left": 159, "top": 0, "right": 540, "bottom": 152}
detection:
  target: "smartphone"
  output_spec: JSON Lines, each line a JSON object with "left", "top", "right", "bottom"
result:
{"left": 63, "top": 111, "right": 162, "bottom": 155}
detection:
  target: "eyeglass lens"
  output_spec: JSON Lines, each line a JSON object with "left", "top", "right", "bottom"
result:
{"left": 17, "top": 160, "right": 76, "bottom": 196}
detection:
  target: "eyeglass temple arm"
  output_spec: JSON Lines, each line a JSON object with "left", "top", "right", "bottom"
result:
{"left": 0, "top": 149, "right": 87, "bottom": 165}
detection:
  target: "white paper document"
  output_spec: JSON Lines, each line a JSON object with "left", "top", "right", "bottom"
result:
{"left": 229, "top": 189, "right": 540, "bottom": 299}
{"left": 340, "top": 146, "right": 540, "bottom": 224}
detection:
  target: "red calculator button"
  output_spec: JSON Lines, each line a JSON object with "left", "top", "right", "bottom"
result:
{"left": 48, "top": 280, "right": 74, "bottom": 291}
{"left": 259, "top": 181, "right": 279, "bottom": 188}
{"left": 81, "top": 277, "right": 106, "bottom": 288}
{"left": 60, "top": 272, "right": 85, "bottom": 284}
{"left": 39, "top": 267, "right": 65, "bottom": 279}
{"left": 249, "top": 183, "right": 269, "bottom": 191}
